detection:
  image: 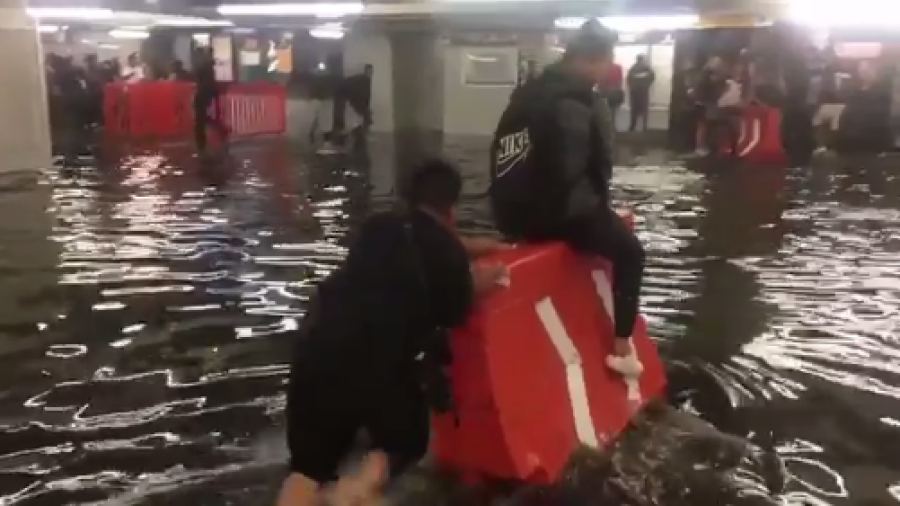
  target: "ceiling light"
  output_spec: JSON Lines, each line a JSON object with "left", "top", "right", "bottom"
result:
{"left": 310, "top": 28, "right": 344, "bottom": 39}
{"left": 218, "top": 3, "right": 363, "bottom": 17}
{"left": 27, "top": 7, "right": 114, "bottom": 20}
{"left": 109, "top": 29, "right": 150, "bottom": 40}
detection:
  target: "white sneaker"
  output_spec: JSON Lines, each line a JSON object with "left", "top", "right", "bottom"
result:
{"left": 606, "top": 352, "right": 643, "bottom": 379}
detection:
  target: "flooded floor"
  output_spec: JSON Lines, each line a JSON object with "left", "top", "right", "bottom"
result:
{"left": 0, "top": 137, "right": 898, "bottom": 505}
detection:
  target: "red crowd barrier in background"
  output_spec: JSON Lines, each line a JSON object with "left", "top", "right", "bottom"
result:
{"left": 695, "top": 104, "right": 786, "bottom": 164}
{"left": 103, "top": 81, "right": 286, "bottom": 141}
{"left": 430, "top": 211, "right": 666, "bottom": 484}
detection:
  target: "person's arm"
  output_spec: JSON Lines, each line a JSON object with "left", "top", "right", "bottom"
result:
{"left": 457, "top": 235, "right": 510, "bottom": 258}
{"left": 422, "top": 226, "right": 506, "bottom": 327}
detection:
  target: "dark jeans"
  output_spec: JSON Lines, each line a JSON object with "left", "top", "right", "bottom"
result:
{"left": 629, "top": 97, "right": 649, "bottom": 132}
{"left": 287, "top": 375, "right": 429, "bottom": 483}
{"left": 193, "top": 92, "right": 227, "bottom": 151}
{"left": 511, "top": 211, "right": 645, "bottom": 339}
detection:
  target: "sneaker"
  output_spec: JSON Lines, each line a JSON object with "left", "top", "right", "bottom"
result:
{"left": 606, "top": 352, "right": 643, "bottom": 379}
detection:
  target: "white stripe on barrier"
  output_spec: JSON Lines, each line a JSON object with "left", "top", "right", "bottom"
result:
{"left": 535, "top": 297, "right": 598, "bottom": 448}
{"left": 591, "top": 269, "right": 614, "bottom": 320}
{"left": 738, "top": 118, "right": 761, "bottom": 158}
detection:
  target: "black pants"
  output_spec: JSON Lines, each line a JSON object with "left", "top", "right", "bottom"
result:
{"left": 514, "top": 211, "right": 645, "bottom": 339}
{"left": 629, "top": 97, "right": 649, "bottom": 132}
{"left": 287, "top": 374, "right": 429, "bottom": 484}
{"left": 194, "top": 92, "right": 227, "bottom": 151}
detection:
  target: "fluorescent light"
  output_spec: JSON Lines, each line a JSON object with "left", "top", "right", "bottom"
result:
{"left": 218, "top": 3, "right": 363, "bottom": 17}
{"left": 27, "top": 7, "right": 114, "bottom": 20}
{"left": 555, "top": 14, "right": 699, "bottom": 32}
{"left": 153, "top": 18, "right": 234, "bottom": 27}
{"left": 98, "top": 44, "right": 120, "bottom": 50}
{"left": 109, "top": 29, "right": 150, "bottom": 40}
{"left": 310, "top": 28, "right": 344, "bottom": 39}
{"left": 38, "top": 25, "right": 61, "bottom": 33}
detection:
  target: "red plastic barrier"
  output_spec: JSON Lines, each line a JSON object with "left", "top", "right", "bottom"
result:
{"left": 221, "top": 82, "right": 286, "bottom": 137}
{"left": 102, "top": 81, "right": 285, "bottom": 141}
{"left": 735, "top": 105, "right": 785, "bottom": 164}
{"left": 431, "top": 215, "right": 666, "bottom": 484}
{"left": 694, "top": 105, "right": 786, "bottom": 163}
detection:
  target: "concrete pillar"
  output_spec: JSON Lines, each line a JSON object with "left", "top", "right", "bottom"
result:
{"left": 345, "top": 20, "right": 445, "bottom": 167}
{"left": 344, "top": 21, "right": 444, "bottom": 138}
{"left": 0, "top": 1, "right": 52, "bottom": 172}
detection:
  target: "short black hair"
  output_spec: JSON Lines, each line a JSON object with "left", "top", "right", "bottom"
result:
{"left": 564, "top": 19, "right": 617, "bottom": 61}
{"left": 405, "top": 158, "right": 462, "bottom": 210}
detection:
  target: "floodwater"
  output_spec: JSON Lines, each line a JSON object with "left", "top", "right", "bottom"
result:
{"left": 0, "top": 138, "right": 898, "bottom": 505}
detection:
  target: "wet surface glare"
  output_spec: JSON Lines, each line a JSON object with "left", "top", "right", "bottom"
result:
{"left": 0, "top": 141, "right": 897, "bottom": 505}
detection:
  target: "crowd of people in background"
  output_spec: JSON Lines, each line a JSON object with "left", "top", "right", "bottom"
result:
{"left": 671, "top": 38, "right": 896, "bottom": 161}
{"left": 46, "top": 51, "right": 195, "bottom": 139}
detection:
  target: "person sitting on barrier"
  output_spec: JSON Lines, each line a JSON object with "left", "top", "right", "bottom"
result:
{"left": 192, "top": 46, "right": 229, "bottom": 153}
{"left": 488, "top": 19, "right": 646, "bottom": 381}
{"left": 275, "top": 159, "right": 508, "bottom": 506}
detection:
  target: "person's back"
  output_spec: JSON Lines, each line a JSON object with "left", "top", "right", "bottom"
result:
{"left": 627, "top": 59, "right": 654, "bottom": 93}
{"left": 490, "top": 64, "right": 608, "bottom": 239}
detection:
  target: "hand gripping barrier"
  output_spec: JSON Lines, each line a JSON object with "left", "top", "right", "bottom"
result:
{"left": 431, "top": 216, "right": 666, "bottom": 484}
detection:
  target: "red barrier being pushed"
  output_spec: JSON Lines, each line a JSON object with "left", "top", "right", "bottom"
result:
{"left": 431, "top": 214, "right": 666, "bottom": 484}
{"left": 696, "top": 105, "right": 786, "bottom": 164}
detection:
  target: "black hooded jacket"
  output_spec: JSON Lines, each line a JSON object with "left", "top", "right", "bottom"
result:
{"left": 489, "top": 64, "right": 613, "bottom": 238}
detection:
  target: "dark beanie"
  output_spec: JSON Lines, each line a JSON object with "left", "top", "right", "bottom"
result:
{"left": 564, "top": 19, "right": 617, "bottom": 59}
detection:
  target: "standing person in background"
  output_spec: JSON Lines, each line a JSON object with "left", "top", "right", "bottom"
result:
{"left": 626, "top": 54, "right": 655, "bottom": 132}
{"left": 345, "top": 64, "right": 373, "bottom": 146}
{"left": 192, "top": 47, "right": 229, "bottom": 154}
{"left": 604, "top": 59, "right": 625, "bottom": 129}
{"left": 672, "top": 61, "right": 701, "bottom": 152}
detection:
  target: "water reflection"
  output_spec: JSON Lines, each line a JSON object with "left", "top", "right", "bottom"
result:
{"left": 0, "top": 142, "right": 897, "bottom": 504}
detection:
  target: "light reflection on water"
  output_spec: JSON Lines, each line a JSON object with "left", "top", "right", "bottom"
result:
{"left": 0, "top": 142, "right": 896, "bottom": 504}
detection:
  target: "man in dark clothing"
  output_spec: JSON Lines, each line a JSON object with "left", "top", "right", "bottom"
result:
{"left": 489, "top": 20, "right": 645, "bottom": 380}
{"left": 839, "top": 61, "right": 891, "bottom": 154}
{"left": 627, "top": 54, "right": 655, "bottom": 132}
{"left": 345, "top": 64, "right": 373, "bottom": 127}
{"left": 192, "top": 47, "right": 228, "bottom": 153}
{"left": 693, "top": 57, "right": 734, "bottom": 156}
{"left": 276, "top": 160, "right": 508, "bottom": 506}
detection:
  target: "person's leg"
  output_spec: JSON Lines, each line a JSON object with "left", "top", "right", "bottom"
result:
{"left": 561, "top": 211, "right": 646, "bottom": 378}
{"left": 704, "top": 117, "right": 720, "bottom": 156}
{"left": 193, "top": 95, "right": 210, "bottom": 152}
{"left": 628, "top": 100, "right": 638, "bottom": 132}
{"left": 365, "top": 383, "right": 430, "bottom": 480}
{"left": 278, "top": 384, "right": 361, "bottom": 506}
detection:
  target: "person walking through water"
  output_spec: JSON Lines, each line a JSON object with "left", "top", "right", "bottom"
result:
{"left": 627, "top": 54, "right": 655, "bottom": 132}
{"left": 193, "top": 47, "right": 228, "bottom": 153}
{"left": 489, "top": 20, "right": 646, "bottom": 381}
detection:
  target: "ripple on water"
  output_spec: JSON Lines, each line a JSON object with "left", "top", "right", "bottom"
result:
{"left": 0, "top": 153, "right": 897, "bottom": 504}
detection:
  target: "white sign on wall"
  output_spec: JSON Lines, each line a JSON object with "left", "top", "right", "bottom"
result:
{"left": 462, "top": 47, "right": 518, "bottom": 87}
{"left": 212, "top": 35, "right": 234, "bottom": 81}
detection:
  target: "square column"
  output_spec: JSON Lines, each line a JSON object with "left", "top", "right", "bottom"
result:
{"left": 0, "top": 2, "right": 52, "bottom": 172}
